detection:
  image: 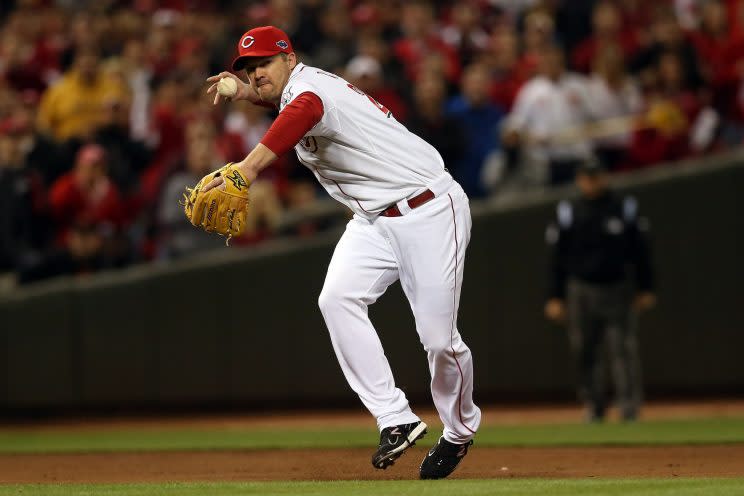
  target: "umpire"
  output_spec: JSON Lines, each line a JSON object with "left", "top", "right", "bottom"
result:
{"left": 544, "top": 158, "right": 656, "bottom": 422}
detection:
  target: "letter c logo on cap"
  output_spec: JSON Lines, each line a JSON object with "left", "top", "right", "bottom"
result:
{"left": 241, "top": 35, "right": 255, "bottom": 49}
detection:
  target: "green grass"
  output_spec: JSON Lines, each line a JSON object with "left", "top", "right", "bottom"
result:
{"left": 2, "top": 418, "right": 742, "bottom": 495}
{"left": 1, "top": 479, "right": 743, "bottom": 496}
{"left": 1, "top": 417, "right": 743, "bottom": 454}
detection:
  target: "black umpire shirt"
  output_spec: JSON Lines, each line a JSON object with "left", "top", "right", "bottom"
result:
{"left": 545, "top": 190, "right": 654, "bottom": 299}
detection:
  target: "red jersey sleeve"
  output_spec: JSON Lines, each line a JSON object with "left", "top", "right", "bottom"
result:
{"left": 260, "top": 91, "right": 324, "bottom": 156}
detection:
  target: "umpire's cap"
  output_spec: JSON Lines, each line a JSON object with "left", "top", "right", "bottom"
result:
{"left": 232, "top": 26, "right": 294, "bottom": 71}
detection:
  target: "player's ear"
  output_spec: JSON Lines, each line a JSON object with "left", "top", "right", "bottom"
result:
{"left": 287, "top": 52, "right": 297, "bottom": 70}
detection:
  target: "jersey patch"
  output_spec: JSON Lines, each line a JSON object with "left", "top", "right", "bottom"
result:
{"left": 281, "top": 86, "right": 294, "bottom": 109}
{"left": 301, "top": 136, "right": 318, "bottom": 152}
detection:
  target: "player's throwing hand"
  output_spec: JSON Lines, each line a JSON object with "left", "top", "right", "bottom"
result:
{"left": 205, "top": 71, "right": 258, "bottom": 105}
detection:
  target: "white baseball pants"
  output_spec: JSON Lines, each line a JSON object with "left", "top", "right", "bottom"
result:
{"left": 318, "top": 176, "right": 481, "bottom": 444}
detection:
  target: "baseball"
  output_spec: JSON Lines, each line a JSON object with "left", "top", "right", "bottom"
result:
{"left": 217, "top": 77, "right": 238, "bottom": 98}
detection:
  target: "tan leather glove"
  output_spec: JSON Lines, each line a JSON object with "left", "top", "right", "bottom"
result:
{"left": 183, "top": 163, "right": 251, "bottom": 242}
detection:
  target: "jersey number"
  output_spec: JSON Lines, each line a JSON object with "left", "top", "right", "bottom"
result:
{"left": 347, "top": 83, "right": 392, "bottom": 118}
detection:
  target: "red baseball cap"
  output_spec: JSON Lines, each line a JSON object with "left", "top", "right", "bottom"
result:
{"left": 231, "top": 26, "right": 294, "bottom": 71}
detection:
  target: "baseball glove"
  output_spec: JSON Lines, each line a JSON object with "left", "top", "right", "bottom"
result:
{"left": 183, "top": 162, "right": 251, "bottom": 242}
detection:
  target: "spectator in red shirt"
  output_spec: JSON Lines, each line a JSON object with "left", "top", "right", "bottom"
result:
{"left": 392, "top": 1, "right": 461, "bottom": 84}
{"left": 689, "top": 0, "right": 734, "bottom": 79}
{"left": 724, "top": 0, "right": 744, "bottom": 40}
{"left": 145, "top": 9, "right": 180, "bottom": 80}
{"left": 688, "top": 0, "right": 744, "bottom": 121}
{"left": 571, "top": 1, "right": 639, "bottom": 74}
{"left": 441, "top": 2, "right": 489, "bottom": 67}
{"left": 518, "top": 9, "right": 555, "bottom": 82}
{"left": 49, "top": 143, "right": 125, "bottom": 244}
{"left": 138, "top": 75, "right": 188, "bottom": 208}
{"left": 485, "top": 27, "right": 531, "bottom": 111}
{"left": 0, "top": 8, "right": 63, "bottom": 94}
{"left": 630, "top": 6, "right": 703, "bottom": 92}
{"left": 1, "top": 31, "right": 49, "bottom": 95}
{"left": 629, "top": 51, "right": 702, "bottom": 167}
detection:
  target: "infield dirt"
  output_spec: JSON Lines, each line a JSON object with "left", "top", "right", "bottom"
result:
{"left": 2, "top": 445, "right": 743, "bottom": 483}
{"left": 2, "top": 400, "right": 743, "bottom": 483}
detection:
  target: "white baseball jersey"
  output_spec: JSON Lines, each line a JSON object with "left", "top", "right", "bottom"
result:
{"left": 276, "top": 63, "right": 480, "bottom": 446}
{"left": 279, "top": 63, "right": 447, "bottom": 218}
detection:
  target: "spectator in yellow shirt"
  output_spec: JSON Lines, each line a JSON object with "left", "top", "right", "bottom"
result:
{"left": 37, "top": 48, "right": 127, "bottom": 142}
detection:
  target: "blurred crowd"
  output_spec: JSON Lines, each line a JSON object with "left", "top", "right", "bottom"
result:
{"left": 1, "top": 0, "right": 742, "bottom": 286}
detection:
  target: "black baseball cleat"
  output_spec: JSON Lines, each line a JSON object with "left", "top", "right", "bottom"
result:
{"left": 371, "top": 421, "right": 428, "bottom": 469}
{"left": 419, "top": 436, "right": 473, "bottom": 479}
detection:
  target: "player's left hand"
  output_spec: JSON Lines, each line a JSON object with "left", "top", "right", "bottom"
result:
{"left": 183, "top": 162, "right": 251, "bottom": 241}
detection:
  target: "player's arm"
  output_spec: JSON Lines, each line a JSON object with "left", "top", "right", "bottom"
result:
{"left": 202, "top": 91, "right": 324, "bottom": 192}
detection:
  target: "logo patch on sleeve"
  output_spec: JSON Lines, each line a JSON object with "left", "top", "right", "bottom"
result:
{"left": 281, "top": 87, "right": 293, "bottom": 108}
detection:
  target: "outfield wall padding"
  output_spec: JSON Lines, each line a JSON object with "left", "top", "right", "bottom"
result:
{"left": 1, "top": 153, "right": 743, "bottom": 410}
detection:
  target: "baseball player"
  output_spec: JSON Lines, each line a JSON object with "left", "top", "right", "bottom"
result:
{"left": 184, "top": 26, "right": 480, "bottom": 479}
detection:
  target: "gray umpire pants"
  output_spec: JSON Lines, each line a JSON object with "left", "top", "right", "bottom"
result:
{"left": 566, "top": 278, "right": 643, "bottom": 420}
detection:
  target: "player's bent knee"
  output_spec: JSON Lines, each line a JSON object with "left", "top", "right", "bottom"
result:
{"left": 420, "top": 334, "right": 453, "bottom": 356}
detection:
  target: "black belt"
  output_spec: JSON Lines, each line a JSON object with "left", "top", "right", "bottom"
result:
{"left": 380, "top": 189, "right": 435, "bottom": 217}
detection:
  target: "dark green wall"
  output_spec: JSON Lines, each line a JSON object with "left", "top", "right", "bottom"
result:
{"left": 2, "top": 156, "right": 743, "bottom": 410}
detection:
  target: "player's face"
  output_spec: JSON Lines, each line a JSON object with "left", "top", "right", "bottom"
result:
{"left": 245, "top": 53, "right": 296, "bottom": 104}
